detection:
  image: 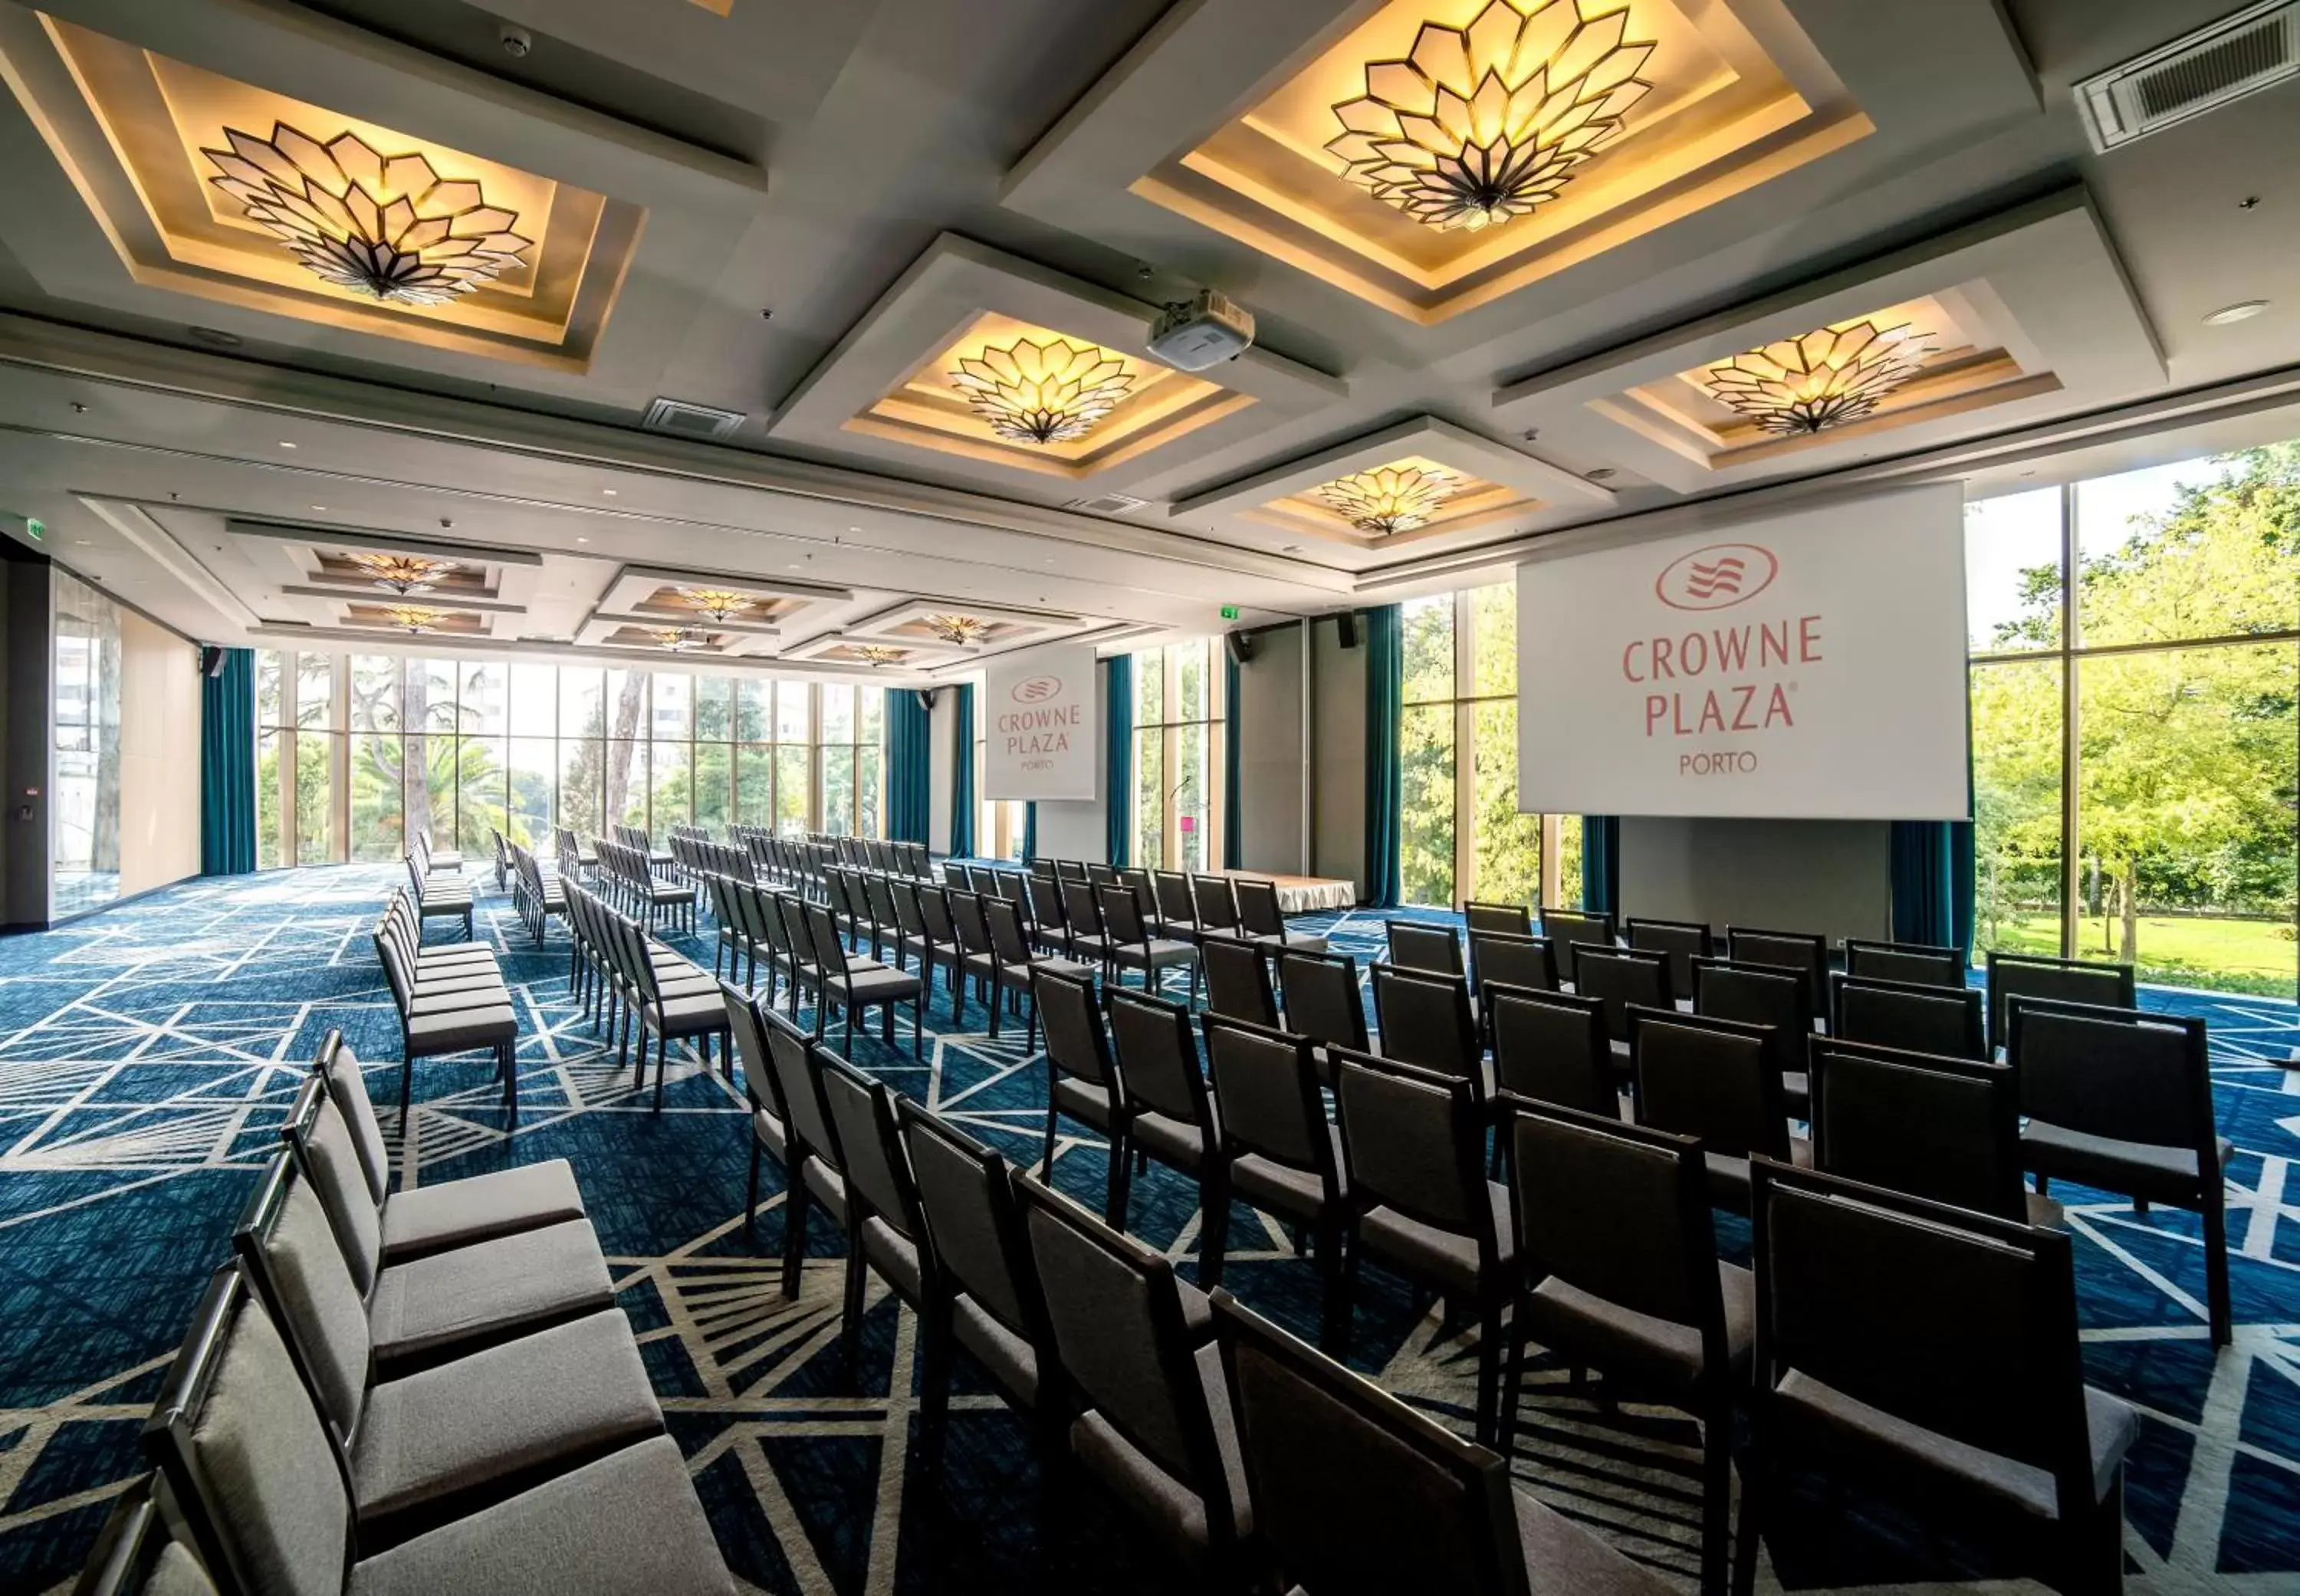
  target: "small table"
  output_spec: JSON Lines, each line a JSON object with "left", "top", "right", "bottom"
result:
{"left": 1207, "top": 869, "right": 1356, "bottom": 916}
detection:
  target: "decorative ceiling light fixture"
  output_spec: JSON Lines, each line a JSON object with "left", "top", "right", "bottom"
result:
{"left": 950, "top": 338, "right": 1135, "bottom": 445}
{"left": 383, "top": 604, "right": 446, "bottom": 634}
{"left": 351, "top": 551, "right": 457, "bottom": 595}
{"left": 203, "top": 123, "right": 531, "bottom": 306}
{"left": 1326, "top": 0, "right": 1656, "bottom": 234}
{"left": 679, "top": 587, "right": 754, "bottom": 623}
{"left": 1699, "top": 319, "right": 1934, "bottom": 435}
{"left": 1313, "top": 464, "right": 1460, "bottom": 533}
{"left": 922, "top": 612, "right": 988, "bottom": 647}
{"left": 856, "top": 645, "right": 905, "bottom": 667}
{"left": 653, "top": 627, "right": 710, "bottom": 653}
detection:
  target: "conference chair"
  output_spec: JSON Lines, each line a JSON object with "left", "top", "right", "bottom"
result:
{"left": 1236, "top": 877, "right": 1326, "bottom": 951}
{"left": 1189, "top": 873, "right": 1247, "bottom": 943}
{"left": 1206, "top": 1289, "right": 1676, "bottom": 1596}
{"left": 1537, "top": 908, "right": 1616, "bottom": 985}
{"left": 817, "top": 1053, "right": 929, "bottom": 1374}
{"left": 803, "top": 901, "right": 923, "bottom": 1056}
{"left": 1462, "top": 899, "right": 1533, "bottom": 937}
{"left": 1830, "top": 973, "right": 1987, "bottom": 1059}
{"left": 1626, "top": 916, "right": 1712, "bottom": 997}
{"left": 1503, "top": 1099, "right": 1749, "bottom": 1596}
{"left": 1098, "top": 882, "right": 1200, "bottom": 1000}
{"left": 1152, "top": 869, "right": 1208, "bottom": 942}
{"left": 1628, "top": 1007, "right": 1802, "bottom": 1213}
{"left": 1735, "top": 1161, "right": 2135, "bottom": 1596}
{"left": 622, "top": 920, "right": 728, "bottom": 1110}
{"left": 1467, "top": 930, "right": 1557, "bottom": 1002}
{"left": 68, "top": 1476, "right": 202, "bottom": 1596}
{"left": 1385, "top": 918, "right": 1465, "bottom": 977}
{"left": 2010, "top": 999, "right": 2230, "bottom": 1344}
{"left": 1806, "top": 1039, "right": 2030, "bottom": 1223}
{"left": 1572, "top": 946, "right": 1674, "bottom": 1048}
{"left": 1726, "top": 927, "right": 1830, "bottom": 1026}
{"left": 140, "top": 1267, "right": 734, "bottom": 1596}
{"left": 1692, "top": 955, "right": 1815, "bottom": 1117}
{"left": 1985, "top": 951, "right": 2136, "bottom": 1053}
{"left": 1200, "top": 934, "right": 1281, "bottom": 1028}
{"left": 1332, "top": 1049, "right": 1516, "bottom": 1445}
{"left": 1107, "top": 987, "right": 1230, "bottom": 1282}
{"left": 977, "top": 894, "right": 1096, "bottom": 1048}
{"left": 372, "top": 928, "right": 518, "bottom": 1126}
{"left": 1059, "top": 878, "right": 1117, "bottom": 976}
{"left": 1277, "top": 946, "right": 1372, "bottom": 1075}
{"left": 721, "top": 987, "right": 794, "bottom": 1240}
{"left": 1489, "top": 986, "right": 1621, "bottom": 1119}
{"left": 761, "top": 1010, "right": 851, "bottom": 1301}
{"left": 1015, "top": 1173, "right": 1250, "bottom": 1581}
{"left": 1032, "top": 966, "right": 1132, "bottom": 1224}
{"left": 1843, "top": 937, "right": 1967, "bottom": 988}
{"left": 1369, "top": 964, "right": 1484, "bottom": 1088}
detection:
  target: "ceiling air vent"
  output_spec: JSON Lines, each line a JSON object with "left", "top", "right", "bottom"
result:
{"left": 1065, "top": 491, "right": 1148, "bottom": 515}
{"left": 2075, "top": 0, "right": 2300, "bottom": 152}
{"left": 642, "top": 396, "right": 747, "bottom": 440}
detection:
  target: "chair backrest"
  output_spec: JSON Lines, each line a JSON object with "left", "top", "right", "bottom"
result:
{"left": 916, "top": 883, "right": 958, "bottom": 945}
{"left": 724, "top": 983, "right": 786, "bottom": 1126}
{"left": 1333, "top": 1050, "right": 1490, "bottom": 1240}
{"left": 1098, "top": 883, "right": 1152, "bottom": 944}
{"left": 1385, "top": 919, "right": 1463, "bottom": 977}
{"left": 228, "top": 1149, "right": 372, "bottom": 1453}
{"left": 898, "top": 1098, "right": 1049, "bottom": 1353}
{"left": 1750, "top": 1159, "right": 2097, "bottom": 1518}
{"left": 1034, "top": 967, "right": 1119, "bottom": 1090}
{"left": 74, "top": 1474, "right": 219, "bottom": 1596}
{"left": 1106, "top": 987, "right": 1211, "bottom": 1130}
{"left": 948, "top": 892, "right": 994, "bottom": 957}
{"left": 1461, "top": 901, "right": 1531, "bottom": 938}
{"left": 1629, "top": 1007, "right": 1787, "bottom": 1161}
{"left": 1016, "top": 1174, "right": 1237, "bottom": 1545}
{"left": 1807, "top": 1039, "right": 2026, "bottom": 1222}
{"left": 1202, "top": 1016, "right": 1333, "bottom": 1182}
{"left": 1276, "top": 948, "right": 1369, "bottom": 1053}
{"left": 1233, "top": 878, "right": 1288, "bottom": 938}
{"left": 818, "top": 1053, "right": 922, "bottom": 1245}
{"left": 1534, "top": 908, "right": 1615, "bottom": 982}
{"left": 1467, "top": 931, "right": 1555, "bottom": 1000}
{"left": 1691, "top": 957, "right": 1810, "bottom": 1062}
{"left": 1201, "top": 936, "right": 1280, "bottom": 1028}
{"left": 1831, "top": 974, "right": 1987, "bottom": 1060}
{"left": 1488, "top": 985, "right": 1617, "bottom": 1119}
{"left": 1154, "top": 870, "right": 1197, "bottom": 926}
{"left": 1116, "top": 867, "right": 1158, "bottom": 921}
{"left": 1508, "top": 1098, "right": 1721, "bottom": 1344}
{"left": 1208, "top": 1289, "right": 1531, "bottom": 1596}
{"left": 803, "top": 901, "right": 851, "bottom": 974}
{"left": 1191, "top": 875, "right": 1241, "bottom": 931}
{"left": 140, "top": 1266, "right": 352, "bottom": 1596}
{"left": 314, "top": 1033, "right": 388, "bottom": 1207}
{"left": 1625, "top": 917, "right": 1710, "bottom": 997}
{"left": 1024, "top": 872, "right": 1067, "bottom": 931}
{"left": 1061, "top": 880, "right": 1105, "bottom": 938}
{"left": 1725, "top": 927, "right": 1829, "bottom": 1021}
{"left": 1368, "top": 966, "right": 1481, "bottom": 1084}
{"left": 1086, "top": 862, "right": 1120, "bottom": 887}
{"left": 2008, "top": 998, "right": 2212, "bottom": 1156}
{"left": 983, "top": 895, "right": 1036, "bottom": 965}
{"left": 762, "top": 1008, "right": 841, "bottom": 1164}
{"left": 1572, "top": 946, "right": 1672, "bottom": 1039}
{"left": 1843, "top": 938, "right": 1966, "bottom": 989}
{"left": 1986, "top": 952, "right": 2136, "bottom": 1051}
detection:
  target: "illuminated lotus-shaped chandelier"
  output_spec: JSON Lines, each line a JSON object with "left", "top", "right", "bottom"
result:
{"left": 352, "top": 551, "right": 457, "bottom": 595}
{"left": 922, "top": 612, "right": 987, "bottom": 646}
{"left": 204, "top": 123, "right": 531, "bottom": 306}
{"left": 951, "top": 338, "right": 1135, "bottom": 445}
{"left": 1326, "top": 0, "right": 1655, "bottom": 233}
{"left": 855, "top": 645, "right": 905, "bottom": 668}
{"left": 1700, "top": 319, "right": 1933, "bottom": 435}
{"left": 653, "top": 627, "right": 709, "bottom": 653}
{"left": 383, "top": 605, "right": 446, "bottom": 634}
{"left": 680, "top": 587, "right": 754, "bottom": 623}
{"left": 1314, "top": 465, "right": 1460, "bottom": 534}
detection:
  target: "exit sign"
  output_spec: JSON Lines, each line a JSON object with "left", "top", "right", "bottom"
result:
{"left": 1218, "top": 604, "right": 1239, "bottom": 620}
{"left": 24, "top": 517, "right": 41, "bottom": 542}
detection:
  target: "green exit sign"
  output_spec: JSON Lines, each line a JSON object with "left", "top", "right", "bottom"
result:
{"left": 24, "top": 517, "right": 41, "bottom": 542}
{"left": 1219, "top": 604, "right": 1240, "bottom": 620}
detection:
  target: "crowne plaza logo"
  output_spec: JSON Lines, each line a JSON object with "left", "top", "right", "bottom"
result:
{"left": 1654, "top": 542, "right": 1778, "bottom": 611}
{"left": 1012, "top": 675, "right": 1061, "bottom": 704}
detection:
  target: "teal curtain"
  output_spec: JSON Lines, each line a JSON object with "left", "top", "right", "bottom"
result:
{"left": 949, "top": 683, "right": 974, "bottom": 859}
{"left": 1222, "top": 650, "right": 1242, "bottom": 869}
{"left": 886, "top": 689, "right": 932, "bottom": 844}
{"left": 1022, "top": 803, "right": 1038, "bottom": 863}
{"left": 1894, "top": 681, "right": 1978, "bottom": 953}
{"left": 1581, "top": 816, "right": 1619, "bottom": 916}
{"left": 1364, "top": 607, "right": 1401, "bottom": 908}
{"left": 200, "top": 648, "right": 257, "bottom": 875}
{"left": 1104, "top": 655, "right": 1133, "bottom": 867}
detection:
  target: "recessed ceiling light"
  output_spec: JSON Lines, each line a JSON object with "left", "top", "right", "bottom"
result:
{"left": 601, "top": 488, "right": 617, "bottom": 497}
{"left": 576, "top": 536, "right": 590, "bottom": 544}
{"left": 278, "top": 440, "right": 297, "bottom": 448}
{"left": 1281, "top": 543, "right": 1302, "bottom": 553}
{"left": 309, "top": 504, "right": 327, "bottom": 511}
{"left": 2203, "top": 300, "right": 2268, "bottom": 326}
{"left": 73, "top": 538, "right": 91, "bottom": 545}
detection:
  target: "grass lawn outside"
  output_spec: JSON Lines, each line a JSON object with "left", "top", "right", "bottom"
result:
{"left": 1976, "top": 911, "right": 2298, "bottom": 999}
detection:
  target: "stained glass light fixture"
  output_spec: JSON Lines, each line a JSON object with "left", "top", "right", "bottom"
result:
{"left": 653, "top": 627, "right": 709, "bottom": 653}
{"left": 922, "top": 613, "right": 987, "bottom": 646}
{"left": 950, "top": 338, "right": 1135, "bottom": 445}
{"left": 680, "top": 587, "right": 754, "bottom": 623}
{"left": 1326, "top": 0, "right": 1656, "bottom": 234}
{"left": 351, "top": 551, "right": 456, "bottom": 595}
{"left": 202, "top": 123, "right": 531, "bottom": 306}
{"left": 1700, "top": 320, "right": 1933, "bottom": 435}
{"left": 856, "top": 645, "right": 905, "bottom": 668}
{"left": 383, "top": 604, "right": 446, "bottom": 634}
{"left": 1313, "top": 465, "right": 1460, "bottom": 534}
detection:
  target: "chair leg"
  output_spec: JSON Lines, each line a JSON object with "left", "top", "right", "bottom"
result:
{"left": 917, "top": 1294, "right": 952, "bottom": 1474}
{"left": 780, "top": 1176, "right": 810, "bottom": 1299}
{"left": 1332, "top": 1222, "right": 1362, "bottom": 1360}
{"left": 1042, "top": 1102, "right": 1060, "bottom": 1177}
{"left": 1314, "top": 1215, "right": 1347, "bottom": 1355}
{"left": 746, "top": 1137, "right": 761, "bottom": 1235}
{"left": 1106, "top": 1130, "right": 1132, "bottom": 1230}
{"left": 2203, "top": 1190, "right": 2233, "bottom": 1347}
{"left": 502, "top": 1042, "right": 518, "bottom": 1131}
{"left": 841, "top": 1236, "right": 866, "bottom": 1378}
{"left": 1198, "top": 1174, "right": 1231, "bottom": 1289}
{"left": 1700, "top": 1399, "right": 1733, "bottom": 1596}
{"left": 652, "top": 1029, "right": 669, "bottom": 1112}
{"left": 913, "top": 997, "right": 923, "bottom": 1060}
{"left": 1730, "top": 1421, "right": 1768, "bottom": 1596}
{"left": 1497, "top": 1307, "right": 1527, "bottom": 1458}
{"left": 1475, "top": 1296, "right": 1504, "bottom": 1447}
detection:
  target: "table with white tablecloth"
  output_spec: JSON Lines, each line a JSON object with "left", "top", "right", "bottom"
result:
{"left": 1204, "top": 869, "right": 1356, "bottom": 915}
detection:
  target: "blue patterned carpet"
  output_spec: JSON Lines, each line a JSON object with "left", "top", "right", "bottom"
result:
{"left": 1, "top": 865, "right": 2296, "bottom": 1594}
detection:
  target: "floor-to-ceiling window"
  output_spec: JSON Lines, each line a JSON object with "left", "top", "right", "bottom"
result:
{"left": 1968, "top": 446, "right": 2298, "bottom": 996}
{"left": 1131, "top": 639, "right": 1227, "bottom": 872}
{"left": 1400, "top": 586, "right": 1579, "bottom": 911}
{"left": 255, "top": 656, "right": 886, "bottom": 866}
{"left": 51, "top": 571, "right": 122, "bottom": 915}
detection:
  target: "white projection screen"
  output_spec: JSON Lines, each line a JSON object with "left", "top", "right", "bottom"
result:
{"left": 1516, "top": 484, "right": 1970, "bottom": 820}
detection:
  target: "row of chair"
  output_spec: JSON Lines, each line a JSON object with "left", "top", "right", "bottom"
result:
{"left": 560, "top": 878, "right": 729, "bottom": 1107}
{"left": 400, "top": 848, "right": 474, "bottom": 941}
{"left": 373, "top": 891, "right": 519, "bottom": 1125}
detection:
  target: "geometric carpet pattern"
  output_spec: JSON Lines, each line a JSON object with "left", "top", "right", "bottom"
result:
{"left": 1, "top": 864, "right": 2296, "bottom": 1594}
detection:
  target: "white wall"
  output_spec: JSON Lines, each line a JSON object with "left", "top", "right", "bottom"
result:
{"left": 115, "top": 610, "right": 202, "bottom": 896}
{"left": 1618, "top": 816, "right": 1891, "bottom": 947}
{"left": 928, "top": 688, "right": 956, "bottom": 856}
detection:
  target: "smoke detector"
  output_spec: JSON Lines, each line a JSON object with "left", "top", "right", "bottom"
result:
{"left": 2074, "top": 1, "right": 2300, "bottom": 153}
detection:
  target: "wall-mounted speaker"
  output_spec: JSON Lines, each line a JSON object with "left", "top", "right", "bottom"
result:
{"left": 1336, "top": 611, "right": 1361, "bottom": 650}
{"left": 916, "top": 688, "right": 939, "bottom": 711}
{"left": 1224, "top": 629, "right": 1254, "bottom": 665}
{"left": 199, "top": 644, "right": 227, "bottom": 678}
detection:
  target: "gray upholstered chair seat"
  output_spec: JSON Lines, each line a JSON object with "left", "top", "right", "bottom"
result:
{"left": 143, "top": 1541, "right": 217, "bottom": 1596}
{"left": 369, "top": 1218, "right": 614, "bottom": 1369}
{"left": 1131, "top": 1108, "right": 1217, "bottom": 1166}
{"left": 403, "top": 985, "right": 510, "bottom": 1017}
{"left": 859, "top": 1216, "right": 922, "bottom": 1302}
{"left": 1112, "top": 937, "right": 1196, "bottom": 967}
{"left": 950, "top": 1294, "right": 1039, "bottom": 1404}
{"left": 1356, "top": 1181, "right": 1516, "bottom": 1296}
{"left": 422, "top": 849, "right": 466, "bottom": 870}
{"left": 1773, "top": 1368, "right": 2137, "bottom": 1520}
{"left": 2022, "top": 1119, "right": 2230, "bottom": 1202}
{"left": 830, "top": 967, "right": 922, "bottom": 1001}
{"left": 800, "top": 1154, "right": 849, "bottom": 1227}
{"left": 1051, "top": 1075, "right": 1119, "bottom": 1132}
{"left": 1227, "top": 1130, "right": 1346, "bottom": 1223}
{"left": 349, "top": 1435, "right": 735, "bottom": 1596}
{"left": 409, "top": 944, "right": 496, "bottom": 967}
{"left": 405, "top": 1007, "right": 517, "bottom": 1053}
{"left": 1701, "top": 1138, "right": 1811, "bottom": 1207}
{"left": 380, "top": 1159, "right": 586, "bottom": 1264}
{"left": 352, "top": 1308, "right": 663, "bottom": 1527}
{"left": 1250, "top": 931, "right": 1327, "bottom": 953}
{"left": 1067, "top": 1342, "right": 1251, "bottom": 1566}
{"left": 1513, "top": 1483, "right": 1678, "bottom": 1595}
{"left": 752, "top": 1106, "right": 789, "bottom": 1164}
{"left": 1522, "top": 1263, "right": 1753, "bottom": 1395}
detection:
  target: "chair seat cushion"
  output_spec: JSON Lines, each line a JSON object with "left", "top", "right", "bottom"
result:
{"left": 412, "top": 945, "right": 498, "bottom": 967}
{"left": 1067, "top": 1342, "right": 1251, "bottom": 1565}
{"left": 1131, "top": 1108, "right": 1216, "bottom": 1170}
{"left": 833, "top": 967, "right": 922, "bottom": 1002}
{"left": 1228, "top": 1128, "right": 1345, "bottom": 1223}
{"left": 406, "top": 1007, "right": 517, "bottom": 1053}
{"left": 1030, "top": 956, "right": 1099, "bottom": 984}
{"left": 1514, "top": 1484, "right": 1677, "bottom": 1596}
{"left": 1523, "top": 1263, "right": 1753, "bottom": 1396}
{"left": 950, "top": 1294, "right": 1039, "bottom": 1407}
{"left": 1356, "top": 1182, "right": 1517, "bottom": 1296}
{"left": 352, "top": 1309, "right": 663, "bottom": 1529}
{"left": 381, "top": 1160, "right": 587, "bottom": 1264}
{"left": 649, "top": 993, "right": 728, "bottom": 1030}
{"left": 859, "top": 1217, "right": 922, "bottom": 1304}
{"left": 1113, "top": 939, "right": 1195, "bottom": 966}
{"left": 2022, "top": 1120, "right": 2229, "bottom": 1203}
{"left": 1052, "top": 1075, "right": 1119, "bottom": 1133}
{"left": 350, "top": 1435, "right": 733, "bottom": 1596}
{"left": 753, "top": 1108, "right": 789, "bottom": 1166}
{"left": 369, "top": 1219, "right": 614, "bottom": 1371}
{"left": 1773, "top": 1369, "right": 2137, "bottom": 1519}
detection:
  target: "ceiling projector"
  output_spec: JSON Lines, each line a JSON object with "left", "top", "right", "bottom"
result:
{"left": 1148, "top": 290, "right": 1255, "bottom": 371}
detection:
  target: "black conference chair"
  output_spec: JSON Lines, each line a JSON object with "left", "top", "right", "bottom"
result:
{"left": 1033, "top": 966, "right": 1131, "bottom": 1224}
{"left": 1277, "top": 947, "right": 1371, "bottom": 1077}
{"left": 1725, "top": 927, "right": 1829, "bottom": 1026}
{"left": 1370, "top": 964, "right": 1484, "bottom": 1088}
{"left": 1201, "top": 934, "right": 1281, "bottom": 1027}
{"left": 1807, "top": 1037, "right": 2031, "bottom": 1223}
{"left": 1626, "top": 916, "right": 1711, "bottom": 998}
{"left": 1490, "top": 985, "right": 1620, "bottom": 1118}
{"left": 1844, "top": 937, "right": 1966, "bottom": 988}
{"left": 1106, "top": 987, "right": 1230, "bottom": 1283}
{"left": 1385, "top": 918, "right": 1464, "bottom": 977}
{"left": 1462, "top": 899, "right": 1533, "bottom": 937}
{"left": 1830, "top": 973, "right": 1987, "bottom": 1060}
{"left": 1691, "top": 956, "right": 1812, "bottom": 1117}
{"left": 1573, "top": 946, "right": 1673, "bottom": 1049}
{"left": 1628, "top": 1006, "right": 1802, "bottom": 1212}
{"left": 1537, "top": 908, "right": 1615, "bottom": 986}
{"left": 1986, "top": 951, "right": 2135, "bottom": 1053}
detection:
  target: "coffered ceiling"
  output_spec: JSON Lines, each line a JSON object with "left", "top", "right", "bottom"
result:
{"left": 2, "top": 0, "right": 2299, "bottom": 678}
